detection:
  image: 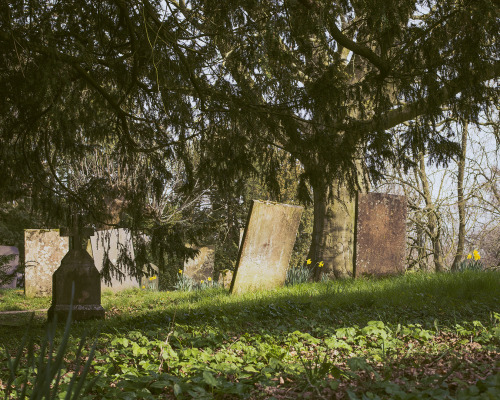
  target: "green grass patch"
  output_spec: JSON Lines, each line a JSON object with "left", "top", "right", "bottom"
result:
{"left": 1, "top": 271, "right": 499, "bottom": 399}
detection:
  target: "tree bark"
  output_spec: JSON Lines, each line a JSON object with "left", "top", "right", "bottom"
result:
{"left": 417, "top": 152, "right": 445, "bottom": 272}
{"left": 451, "top": 120, "right": 468, "bottom": 270}
{"left": 307, "top": 179, "right": 357, "bottom": 280}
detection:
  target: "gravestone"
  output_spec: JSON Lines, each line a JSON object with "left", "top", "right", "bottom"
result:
{"left": 48, "top": 216, "right": 105, "bottom": 321}
{"left": 25, "top": 230, "right": 69, "bottom": 297}
{"left": 184, "top": 246, "right": 215, "bottom": 283}
{"left": 90, "top": 229, "right": 140, "bottom": 291}
{"left": 0, "top": 246, "right": 19, "bottom": 289}
{"left": 218, "top": 269, "right": 233, "bottom": 289}
{"left": 141, "top": 264, "right": 159, "bottom": 290}
{"left": 355, "top": 193, "right": 407, "bottom": 276}
{"left": 230, "top": 200, "right": 303, "bottom": 295}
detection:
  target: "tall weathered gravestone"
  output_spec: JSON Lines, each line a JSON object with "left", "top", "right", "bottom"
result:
{"left": 230, "top": 200, "right": 303, "bottom": 295}
{"left": 0, "top": 246, "right": 19, "bottom": 289}
{"left": 184, "top": 246, "right": 215, "bottom": 282}
{"left": 25, "top": 230, "right": 69, "bottom": 297}
{"left": 355, "top": 193, "right": 407, "bottom": 276}
{"left": 48, "top": 217, "right": 104, "bottom": 321}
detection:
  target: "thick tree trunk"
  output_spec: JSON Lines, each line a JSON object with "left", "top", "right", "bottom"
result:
{"left": 307, "top": 179, "right": 357, "bottom": 280}
{"left": 451, "top": 120, "right": 468, "bottom": 271}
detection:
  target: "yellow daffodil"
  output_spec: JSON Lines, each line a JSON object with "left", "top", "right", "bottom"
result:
{"left": 208, "top": 277, "right": 212, "bottom": 281}
{"left": 152, "top": 276, "right": 157, "bottom": 280}
{"left": 306, "top": 259, "right": 312, "bottom": 265}
{"left": 149, "top": 277, "right": 153, "bottom": 281}
{"left": 473, "top": 250, "right": 480, "bottom": 261}
{"left": 178, "top": 269, "right": 183, "bottom": 274}
{"left": 201, "top": 280, "right": 204, "bottom": 284}
{"left": 142, "top": 285, "right": 145, "bottom": 289}
{"left": 467, "top": 253, "right": 472, "bottom": 259}
{"left": 318, "top": 261, "right": 324, "bottom": 267}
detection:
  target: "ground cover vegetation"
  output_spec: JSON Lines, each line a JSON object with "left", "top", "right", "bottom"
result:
{"left": 1, "top": 271, "right": 499, "bottom": 399}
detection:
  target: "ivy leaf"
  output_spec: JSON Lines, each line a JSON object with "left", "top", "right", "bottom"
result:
{"left": 203, "top": 371, "right": 218, "bottom": 387}
{"left": 173, "top": 383, "right": 182, "bottom": 396}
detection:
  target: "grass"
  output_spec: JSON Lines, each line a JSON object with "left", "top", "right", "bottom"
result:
{"left": 1, "top": 270, "right": 499, "bottom": 399}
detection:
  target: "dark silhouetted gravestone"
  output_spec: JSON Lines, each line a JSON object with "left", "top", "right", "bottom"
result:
{"left": 230, "top": 200, "right": 303, "bottom": 295}
{"left": 355, "top": 193, "right": 407, "bottom": 277}
{"left": 48, "top": 216, "right": 105, "bottom": 321}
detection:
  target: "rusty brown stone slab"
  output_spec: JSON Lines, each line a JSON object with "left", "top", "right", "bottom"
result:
{"left": 355, "top": 193, "right": 407, "bottom": 276}
{"left": 230, "top": 200, "right": 303, "bottom": 295}
{"left": 25, "top": 230, "right": 69, "bottom": 297}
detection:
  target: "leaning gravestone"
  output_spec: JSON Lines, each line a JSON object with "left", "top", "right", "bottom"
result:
{"left": 0, "top": 246, "right": 19, "bottom": 289}
{"left": 48, "top": 216, "right": 105, "bottom": 321}
{"left": 25, "top": 230, "right": 69, "bottom": 297}
{"left": 90, "top": 229, "right": 140, "bottom": 291}
{"left": 184, "top": 246, "right": 215, "bottom": 283}
{"left": 355, "top": 193, "right": 407, "bottom": 276}
{"left": 230, "top": 200, "right": 303, "bottom": 295}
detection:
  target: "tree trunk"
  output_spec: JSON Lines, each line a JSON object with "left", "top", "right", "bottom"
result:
{"left": 451, "top": 120, "right": 468, "bottom": 270}
{"left": 417, "top": 152, "right": 445, "bottom": 272}
{"left": 307, "top": 179, "right": 357, "bottom": 280}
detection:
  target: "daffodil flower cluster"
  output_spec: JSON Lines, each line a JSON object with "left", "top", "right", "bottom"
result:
{"left": 142, "top": 275, "right": 158, "bottom": 291}
{"left": 306, "top": 259, "right": 324, "bottom": 268}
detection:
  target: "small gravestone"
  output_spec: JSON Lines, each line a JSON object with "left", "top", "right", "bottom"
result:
{"left": 140, "top": 264, "right": 159, "bottom": 290}
{"left": 184, "top": 246, "right": 215, "bottom": 283}
{"left": 0, "top": 246, "right": 19, "bottom": 289}
{"left": 25, "top": 230, "right": 69, "bottom": 297}
{"left": 230, "top": 200, "right": 303, "bottom": 295}
{"left": 90, "top": 229, "right": 140, "bottom": 291}
{"left": 218, "top": 269, "right": 233, "bottom": 289}
{"left": 355, "top": 193, "right": 407, "bottom": 276}
{"left": 48, "top": 216, "right": 104, "bottom": 321}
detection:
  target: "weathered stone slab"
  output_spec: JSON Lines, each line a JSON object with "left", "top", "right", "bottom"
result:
{"left": 25, "top": 230, "right": 69, "bottom": 297}
{"left": 355, "top": 193, "right": 407, "bottom": 276}
{"left": 218, "top": 269, "right": 233, "bottom": 289}
{"left": 230, "top": 200, "right": 303, "bottom": 295}
{"left": 184, "top": 246, "right": 215, "bottom": 283}
{"left": 90, "top": 229, "right": 140, "bottom": 291}
{"left": 141, "top": 264, "right": 159, "bottom": 290}
{"left": 0, "top": 246, "right": 19, "bottom": 289}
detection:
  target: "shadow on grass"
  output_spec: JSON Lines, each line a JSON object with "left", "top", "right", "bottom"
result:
{"left": 93, "top": 271, "right": 500, "bottom": 338}
{"left": 2, "top": 271, "right": 499, "bottom": 344}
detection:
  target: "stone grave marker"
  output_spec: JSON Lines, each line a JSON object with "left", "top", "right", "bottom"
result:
{"left": 184, "top": 246, "right": 215, "bottom": 283}
{"left": 218, "top": 269, "right": 233, "bottom": 289}
{"left": 230, "top": 200, "right": 303, "bottom": 295}
{"left": 0, "top": 246, "right": 19, "bottom": 289}
{"left": 25, "top": 229, "right": 69, "bottom": 297}
{"left": 90, "top": 229, "right": 139, "bottom": 291}
{"left": 355, "top": 192, "right": 407, "bottom": 276}
{"left": 48, "top": 216, "right": 105, "bottom": 321}
{"left": 140, "top": 264, "right": 159, "bottom": 290}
